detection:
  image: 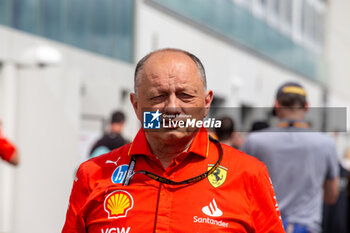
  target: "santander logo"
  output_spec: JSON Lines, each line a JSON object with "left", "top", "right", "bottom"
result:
{"left": 202, "top": 198, "right": 223, "bottom": 217}
{"left": 193, "top": 198, "right": 228, "bottom": 228}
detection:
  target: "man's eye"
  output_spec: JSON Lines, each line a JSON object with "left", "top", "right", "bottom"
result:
{"left": 178, "top": 93, "right": 193, "bottom": 99}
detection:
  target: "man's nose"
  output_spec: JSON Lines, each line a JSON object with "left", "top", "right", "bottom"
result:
{"left": 164, "top": 94, "right": 181, "bottom": 115}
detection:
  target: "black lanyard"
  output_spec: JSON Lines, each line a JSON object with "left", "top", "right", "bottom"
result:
{"left": 123, "top": 136, "right": 223, "bottom": 186}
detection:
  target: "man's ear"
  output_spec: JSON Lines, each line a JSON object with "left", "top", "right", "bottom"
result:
{"left": 273, "top": 100, "right": 280, "bottom": 117}
{"left": 204, "top": 90, "right": 214, "bottom": 117}
{"left": 304, "top": 102, "right": 309, "bottom": 112}
{"left": 130, "top": 93, "right": 141, "bottom": 121}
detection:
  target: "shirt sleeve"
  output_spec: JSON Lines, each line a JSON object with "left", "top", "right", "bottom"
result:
{"left": 251, "top": 163, "right": 285, "bottom": 233}
{"left": 62, "top": 164, "right": 91, "bottom": 233}
{"left": 325, "top": 138, "right": 339, "bottom": 180}
{"left": 0, "top": 138, "right": 16, "bottom": 162}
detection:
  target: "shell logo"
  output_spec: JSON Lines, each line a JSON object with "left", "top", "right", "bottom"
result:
{"left": 104, "top": 190, "right": 134, "bottom": 219}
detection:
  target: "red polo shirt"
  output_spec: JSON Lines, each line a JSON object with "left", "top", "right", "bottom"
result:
{"left": 62, "top": 128, "right": 284, "bottom": 233}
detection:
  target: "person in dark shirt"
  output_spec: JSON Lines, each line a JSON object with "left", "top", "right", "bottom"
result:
{"left": 250, "top": 120, "right": 269, "bottom": 132}
{"left": 89, "top": 111, "right": 127, "bottom": 158}
{"left": 214, "top": 116, "right": 243, "bottom": 149}
{"left": 322, "top": 163, "right": 348, "bottom": 233}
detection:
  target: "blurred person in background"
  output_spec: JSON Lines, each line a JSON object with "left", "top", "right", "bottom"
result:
{"left": 0, "top": 119, "right": 19, "bottom": 166}
{"left": 250, "top": 120, "right": 270, "bottom": 132}
{"left": 322, "top": 161, "right": 348, "bottom": 233}
{"left": 340, "top": 147, "right": 350, "bottom": 171}
{"left": 242, "top": 82, "right": 340, "bottom": 233}
{"left": 214, "top": 116, "right": 243, "bottom": 149}
{"left": 62, "top": 48, "right": 284, "bottom": 232}
{"left": 322, "top": 146, "right": 350, "bottom": 233}
{"left": 89, "top": 110, "right": 128, "bottom": 158}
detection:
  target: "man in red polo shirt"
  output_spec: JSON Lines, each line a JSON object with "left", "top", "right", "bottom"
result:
{"left": 62, "top": 48, "right": 285, "bottom": 232}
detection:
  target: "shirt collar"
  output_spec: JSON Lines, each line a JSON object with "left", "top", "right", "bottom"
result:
{"left": 277, "top": 119, "right": 309, "bottom": 128}
{"left": 187, "top": 127, "right": 209, "bottom": 158}
{"left": 128, "top": 127, "right": 209, "bottom": 158}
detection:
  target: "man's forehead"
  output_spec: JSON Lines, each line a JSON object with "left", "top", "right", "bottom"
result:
{"left": 134, "top": 49, "right": 206, "bottom": 92}
{"left": 141, "top": 52, "right": 198, "bottom": 81}
{"left": 144, "top": 50, "right": 195, "bottom": 68}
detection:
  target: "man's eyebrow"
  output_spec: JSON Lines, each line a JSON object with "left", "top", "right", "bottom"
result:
{"left": 150, "top": 73, "right": 161, "bottom": 80}
{"left": 176, "top": 84, "right": 201, "bottom": 92}
{"left": 147, "top": 88, "right": 167, "bottom": 96}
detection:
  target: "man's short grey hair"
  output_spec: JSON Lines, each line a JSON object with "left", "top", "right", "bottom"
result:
{"left": 134, "top": 48, "right": 207, "bottom": 93}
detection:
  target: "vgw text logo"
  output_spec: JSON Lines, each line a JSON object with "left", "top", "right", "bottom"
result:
{"left": 101, "top": 227, "right": 130, "bottom": 233}
{"left": 143, "top": 110, "right": 161, "bottom": 129}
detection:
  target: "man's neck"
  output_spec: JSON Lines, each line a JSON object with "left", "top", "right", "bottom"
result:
{"left": 145, "top": 134, "right": 195, "bottom": 169}
{"left": 278, "top": 110, "right": 305, "bottom": 121}
{"left": 279, "top": 116, "right": 305, "bottom": 122}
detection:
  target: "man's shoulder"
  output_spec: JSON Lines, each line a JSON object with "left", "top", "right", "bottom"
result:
{"left": 286, "top": 130, "right": 336, "bottom": 148}
{"left": 308, "top": 132, "right": 336, "bottom": 144}
{"left": 221, "top": 143, "right": 265, "bottom": 172}
{"left": 246, "top": 127, "right": 335, "bottom": 142}
{"left": 244, "top": 129, "right": 274, "bottom": 142}
{"left": 241, "top": 130, "right": 275, "bottom": 152}
{"left": 80, "top": 143, "right": 132, "bottom": 173}
{"left": 220, "top": 144, "right": 269, "bottom": 191}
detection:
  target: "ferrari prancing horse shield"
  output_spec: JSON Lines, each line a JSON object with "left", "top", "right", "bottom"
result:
{"left": 207, "top": 165, "right": 228, "bottom": 188}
